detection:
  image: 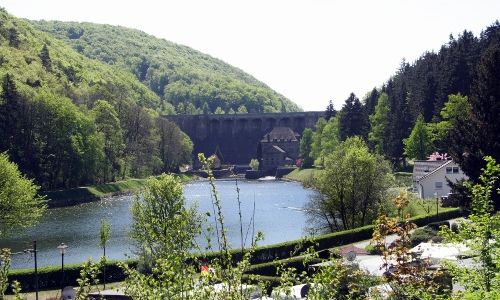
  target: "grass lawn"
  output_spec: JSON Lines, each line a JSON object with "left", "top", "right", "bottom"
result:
{"left": 284, "top": 168, "right": 323, "bottom": 186}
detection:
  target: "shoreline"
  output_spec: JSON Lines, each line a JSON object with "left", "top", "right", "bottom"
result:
{"left": 42, "top": 174, "right": 197, "bottom": 208}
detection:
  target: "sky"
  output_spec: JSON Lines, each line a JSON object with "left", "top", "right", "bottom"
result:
{"left": 2, "top": 0, "right": 500, "bottom": 111}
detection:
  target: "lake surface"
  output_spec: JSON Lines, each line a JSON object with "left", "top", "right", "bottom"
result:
{"left": 0, "top": 179, "right": 315, "bottom": 269}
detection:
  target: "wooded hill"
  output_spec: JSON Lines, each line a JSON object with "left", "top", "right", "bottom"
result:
{"left": 0, "top": 9, "right": 193, "bottom": 190}
{"left": 321, "top": 21, "right": 500, "bottom": 168}
{"left": 365, "top": 21, "right": 500, "bottom": 162}
{"left": 31, "top": 20, "right": 300, "bottom": 114}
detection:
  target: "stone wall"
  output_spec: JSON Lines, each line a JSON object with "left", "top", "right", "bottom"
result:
{"left": 164, "top": 111, "right": 325, "bottom": 164}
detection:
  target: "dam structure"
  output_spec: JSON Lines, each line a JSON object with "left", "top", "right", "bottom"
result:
{"left": 164, "top": 111, "right": 325, "bottom": 165}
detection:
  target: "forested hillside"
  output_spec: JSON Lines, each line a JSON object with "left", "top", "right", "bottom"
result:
{"left": 0, "top": 9, "right": 192, "bottom": 190}
{"left": 31, "top": 20, "right": 300, "bottom": 114}
{"left": 364, "top": 22, "right": 500, "bottom": 163}
{"left": 309, "top": 21, "right": 500, "bottom": 169}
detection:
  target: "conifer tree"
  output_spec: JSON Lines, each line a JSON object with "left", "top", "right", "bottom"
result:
{"left": 368, "top": 92, "right": 390, "bottom": 155}
{"left": 325, "top": 100, "right": 335, "bottom": 120}
{"left": 338, "top": 93, "right": 369, "bottom": 140}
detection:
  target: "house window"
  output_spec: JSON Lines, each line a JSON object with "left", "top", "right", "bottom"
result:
{"left": 435, "top": 182, "right": 443, "bottom": 189}
{"left": 453, "top": 167, "right": 459, "bottom": 174}
{"left": 446, "top": 167, "right": 452, "bottom": 174}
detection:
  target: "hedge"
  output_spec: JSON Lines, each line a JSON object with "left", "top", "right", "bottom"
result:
{"left": 245, "top": 255, "right": 323, "bottom": 277}
{"left": 8, "top": 208, "right": 461, "bottom": 292}
{"left": 7, "top": 259, "right": 137, "bottom": 293}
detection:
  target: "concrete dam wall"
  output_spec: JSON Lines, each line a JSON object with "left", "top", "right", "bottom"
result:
{"left": 164, "top": 112, "right": 325, "bottom": 164}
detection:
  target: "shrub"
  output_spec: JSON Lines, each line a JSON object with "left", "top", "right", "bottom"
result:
{"left": 410, "top": 227, "right": 439, "bottom": 247}
{"left": 365, "top": 244, "right": 382, "bottom": 255}
{"left": 426, "top": 221, "right": 450, "bottom": 231}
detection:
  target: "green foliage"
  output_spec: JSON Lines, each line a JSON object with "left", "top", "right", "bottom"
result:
{"left": 249, "top": 158, "right": 259, "bottom": 171}
{"left": 99, "top": 219, "right": 112, "bottom": 250}
{"left": 308, "top": 259, "right": 377, "bottom": 299}
{"left": 7, "top": 259, "right": 137, "bottom": 292}
{"left": 310, "top": 118, "right": 327, "bottom": 166}
{"left": 308, "top": 137, "right": 393, "bottom": 231}
{"left": 32, "top": 20, "right": 300, "bottom": 114}
{"left": 214, "top": 106, "right": 225, "bottom": 114}
{"left": 318, "top": 116, "right": 341, "bottom": 164}
{"left": 284, "top": 168, "right": 322, "bottom": 187}
{"left": 428, "top": 94, "right": 471, "bottom": 153}
{"left": 410, "top": 226, "right": 442, "bottom": 247}
{"left": 92, "top": 100, "right": 124, "bottom": 182}
{"left": 0, "top": 10, "right": 193, "bottom": 189}
{"left": 0, "top": 153, "right": 46, "bottom": 238}
{"left": 368, "top": 92, "right": 390, "bottom": 155}
{"left": 75, "top": 259, "right": 104, "bottom": 300}
{"left": 338, "top": 93, "right": 369, "bottom": 141}
{"left": 0, "top": 248, "right": 10, "bottom": 297}
{"left": 403, "top": 114, "right": 433, "bottom": 160}
{"left": 441, "top": 156, "right": 500, "bottom": 298}
{"left": 448, "top": 43, "right": 500, "bottom": 210}
{"left": 373, "top": 193, "right": 450, "bottom": 299}
{"left": 299, "top": 128, "right": 314, "bottom": 168}
{"left": 130, "top": 174, "right": 201, "bottom": 259}
{"left": 157, "top": 119, "right": 193, "bottom": 173}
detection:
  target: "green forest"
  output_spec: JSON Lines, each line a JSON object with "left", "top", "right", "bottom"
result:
{"left": 0, "top": 8, "right": 301, "bottom": 191}
{"left": 301, "top": 20, "right": 500, "bottom": 210}
{"left": 307, "top": 21, "right": 500, "bottom": 170}
{"left": 0, "top": 9, "right": 193, "bottom": 190}
{"left": 31, "top": 20, "right": 300, "bottom": 114}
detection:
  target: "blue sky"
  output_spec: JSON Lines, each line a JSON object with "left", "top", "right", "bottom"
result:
{"left": 2, "top": 0, "right": 500, "bottom": 110}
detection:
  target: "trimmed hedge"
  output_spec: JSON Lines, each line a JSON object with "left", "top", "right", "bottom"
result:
{"left": 246, "top": 255, "right": 323, "bottom": 277}
{"left": 7, "top": 259, "right": 137, "bottom": 292}
{"left": 9, "top": 208, "right": 461, "bottom": 292}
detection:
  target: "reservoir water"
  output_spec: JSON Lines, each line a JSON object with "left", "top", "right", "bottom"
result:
{"left": 0, "top": 179, "right": 315, "bottom": 269}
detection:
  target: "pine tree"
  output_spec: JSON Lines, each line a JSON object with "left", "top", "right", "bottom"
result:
{"left": 338, "top": 93, "right": 369, "bottom": 140}
{"left": 449, "top": 44, "right": 500, "bottom": 210}
{"left": 325, "top": 100, "right": 335, "bottom": 120}
{"left": 368, "top": 92, "right": 390, "bottom": 155}
{"left": 363, "top": 88, "right": 379, "bottom": 116}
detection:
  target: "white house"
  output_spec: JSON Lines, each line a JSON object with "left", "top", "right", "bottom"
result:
{"left": 413, "top": 160, "right": 467, "bottom": 199}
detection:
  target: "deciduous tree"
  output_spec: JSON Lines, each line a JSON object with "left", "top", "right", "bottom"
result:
{"left": 299, "top": 128, "right": 314, "bottom": 168}
{"left": 306, "top": 137, "right": 392, "bottom": 232}
{"left": 0, "top": 153, "right": 46, "bottom": 238}
{"left": 403, "top": 115, "right": 433, "bottom": 160}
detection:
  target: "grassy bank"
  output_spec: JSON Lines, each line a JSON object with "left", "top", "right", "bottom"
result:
{"left": 43, "top": 174, "right": 195, "bottom": 208}
{"left": 284, "top": 168, "right": 323, "bottom": 186}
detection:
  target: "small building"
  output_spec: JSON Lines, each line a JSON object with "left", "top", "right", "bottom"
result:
{"left": 413, "top": 159, "right": 468, "bottom": 199}
{"left": 258, "top": 127, "right": 299, "bottom": 172}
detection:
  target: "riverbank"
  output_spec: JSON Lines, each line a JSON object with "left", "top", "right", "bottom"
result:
{"left": 42, "top": 173, "right": 195, "bottom": 208}
{"left": 284, "top": 168, "right": 323, "bottom": 186}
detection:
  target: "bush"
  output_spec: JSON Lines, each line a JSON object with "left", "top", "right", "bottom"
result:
{"left": 441, "top": 195, "right": 460, "bottom": 207}
{"left": 426, "top": 221, "right": 450, "bottom": 231}
{"left": 245, "top": 255, "right": 322, "bottom": 277}
{"left": 410, "top": 227, "right": 443, "bottom": 247}
{"left": 365, "top": 244, "right": 382, "bottom": 255}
